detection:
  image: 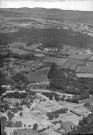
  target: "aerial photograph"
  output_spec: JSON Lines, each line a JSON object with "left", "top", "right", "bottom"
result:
{"left": 0, "top": 0, "right": 93, "bottom": 135}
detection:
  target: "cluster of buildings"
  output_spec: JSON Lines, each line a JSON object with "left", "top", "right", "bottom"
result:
{"left": 1, "top": 84, "right": 92, "bottom": 135}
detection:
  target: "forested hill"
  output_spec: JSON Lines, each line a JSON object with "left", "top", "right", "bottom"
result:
{"left": 0, "top": 8, "right": 93, "bottom": 22}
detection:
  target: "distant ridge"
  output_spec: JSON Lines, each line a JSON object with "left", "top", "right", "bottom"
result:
{"left": 0, "top": 7, "right": 93, "bottom": 22}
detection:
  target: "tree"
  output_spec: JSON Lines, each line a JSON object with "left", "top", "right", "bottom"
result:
{"left": 14, "top": 121, "right": 22, "bottom": 127}
{"left": 47, "top": 112, "right": 54, "bottom": 120}
{"left": 84, "top": 101, "right": 90, "bottom": 107}
{"left": 7, "top": 111, "right": 14, "bottom": 120}
{"left": 0, "top": 86, "right": 6, "bottom": 96}
{"left": 11, "top": 107, "right": 18, "bottom": 113}
{"left": 61, "top": 95, "right": 65, "bottom": 100}
{"left": 14, "top": 102, "right": 19, "bottom": 107}
{"left": 47, "top": 62, "right": 58, "bottom": 79}
{"left": 4, "top": 104, "right": 10, "bottom": 111}
{"left": 17, "top": 106, "right": 23, "bottom": 111}
{"left": 1, "top": 116, "right": 7, "bottom": 133}
{"left": 6, "top": 120, "right": 14, "bottom": 127}
{"left": 65, "top": 113, "right": 93, "bottom": 135}
{"left": 19, "top": 112, "right": 23, "bottom": 117}
{"left": 24, "top": 124, "right": 26, "bottom": 129}
{"left": 1, "top": 131, "right": 7, "bottom": 135}
{"left": 12, "top": 73, "right": 29, "bottom": 88}
{"left": 33, "top": 123, "right": 38, "bottom": 130}
{"left": 54, "top": 113, "right": 59, "bottom": 118}
{"left": 13, "top": 130, "right": 18, "bottom": 135}
{"left": 0, "top": 70, "right": 6, "bottom": 96}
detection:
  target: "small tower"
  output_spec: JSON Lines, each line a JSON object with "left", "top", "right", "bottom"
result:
{"left": 30, "top": 100, "right": 36, "bottom": 110}
{"left": 52, "top": 94, "right": 55, "bottom": 102}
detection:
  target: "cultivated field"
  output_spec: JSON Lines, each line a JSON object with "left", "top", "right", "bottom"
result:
{"left": 62, "top": 59, "right": 84, "bottom": 70}
{"left": 44, "top": 57, "right": 67, "bottom": 66}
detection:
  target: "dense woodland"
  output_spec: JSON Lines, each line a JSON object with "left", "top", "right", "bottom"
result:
{"left": 48, "top": 63, "right": 93, "bottom": 98}
{"left": 0, "top": 28, "right": 93, "bottom": 49}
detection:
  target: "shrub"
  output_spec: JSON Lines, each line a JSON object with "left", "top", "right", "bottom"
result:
{"left": 17, "top": 106, "right": 23, "bottom": 111}
{"left": 1, "top": 116, "right": 7, "bottom": 133}
{"left": 47, "top": 112, "right": 54, "bottom": 120}
{"left": 54, "top": 113, "right": 59, "bottom": 118}
{"left": 11, "top": 107, "right": 18, "bottom": 113}
{"left": 19, "top": 112, "right": 23, "bottom": 117}
{"left": 1, "top": 131, "right": 7, "bottom": 135}
{"left": 6, "top": 120, "right": 14, "bottom": 127}
{"left": 13, "top": 130, "right": 18, "bottom": 135}
{"left": 7, "top": 111, "right": 14, "bottom": 120}
{"left": 14, "top": 102, "right": 19, "bottom": 107}
{"left": 14, "top": 121, "right": 22, "bottom": 127}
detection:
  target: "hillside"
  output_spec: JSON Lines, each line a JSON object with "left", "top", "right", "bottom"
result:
{"left": 0, "top": 7, "right": 93, "bottom": 22}
{"left": 0, "top": 7, "right": 93, "bottom": 51}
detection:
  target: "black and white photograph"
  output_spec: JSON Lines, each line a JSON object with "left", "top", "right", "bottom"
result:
{"left": 0, "top": 0, "right": 93, "bottom": 135}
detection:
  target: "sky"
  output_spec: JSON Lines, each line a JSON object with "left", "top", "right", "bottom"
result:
{"left": 0, "top": 0, "right": 93, "bottom": 11}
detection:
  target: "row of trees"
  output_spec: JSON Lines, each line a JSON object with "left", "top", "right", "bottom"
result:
{"left": 47, "top": 112, "right": 59, "bottom": 120}
{"left": 47, "top": 108, "right": 68, "bottom": 120}
{"left": 42, "top": 92, "right": 60, "bottom": 101}
{"left": 6, "top": 120, "right": 22, "bottom": 128}
{"left": 3, "top": 91, "right": 27, "bottom": 99}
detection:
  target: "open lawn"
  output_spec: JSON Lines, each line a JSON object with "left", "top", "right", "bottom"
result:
{"left": 24, "top": 68, "right": 49, "bottom": 82}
